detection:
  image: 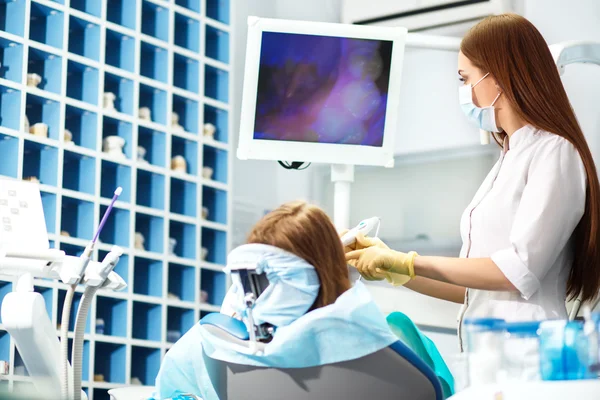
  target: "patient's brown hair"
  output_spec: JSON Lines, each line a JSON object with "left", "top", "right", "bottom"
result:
{"left": 247, "top": 201, "right": 351, "bottom": 309}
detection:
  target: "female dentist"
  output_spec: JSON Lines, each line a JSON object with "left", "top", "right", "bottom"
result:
{"left": 345, "top": 13, "right": 600, "bottom": 349}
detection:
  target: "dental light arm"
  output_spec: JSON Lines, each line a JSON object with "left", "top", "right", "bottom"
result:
{"left": 549, "top": 40, "right": 600, "bottom": 76}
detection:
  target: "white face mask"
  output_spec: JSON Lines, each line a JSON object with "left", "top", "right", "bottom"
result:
{"left": 458, "top": 72, "right": 502, "bottom": 133}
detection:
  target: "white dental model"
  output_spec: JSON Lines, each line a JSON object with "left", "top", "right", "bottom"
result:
{"left": 138, "top": 107, "right": 151, "bottom": 121}
{"left": 64, "top": 129, "right": 74, "bottom": 146}
{"left": 137, "top": 146, "right": 147, "bottom": 163}
{"left": 103, "top": 92, "right": 116, "bottom": 111}
{"left": 134, "top": 232, "right": 145, "bottom": 251}
{"left": 202, "top": 166, "right": 214, "bottom": 180}
{"left": 168, "top": 238, "right": 177, "bottom": 256}
{"left": 340, "top": 217, "right": 380, "bottom": 247}
{"left": 27, "top": 73, "right": 42, "bottom": 88}
{"left": 171, "top": 112, "right": 184, "bottom": 132}
{"left": 30, "top": 122, "right": 48, "bottom": 138}
{"left": 203, "top": 122, "right": 216, "bottom": 140}
{"left": 171, "top": 155, "right": 187, "bottom": 173}
{"left": 103, "top": 136, "right": 126, "bottom": 158}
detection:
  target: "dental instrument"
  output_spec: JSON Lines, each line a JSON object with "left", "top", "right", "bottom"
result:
{"left": 0, "top": 179, "right": 127, "bottom": 400}
{"left": 340, "top": 217, "right": 381, "bottom": 247}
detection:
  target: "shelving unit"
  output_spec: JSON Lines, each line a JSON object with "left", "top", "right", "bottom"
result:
{"left": 0, "top": 0, "right": 232, "bottom": 398}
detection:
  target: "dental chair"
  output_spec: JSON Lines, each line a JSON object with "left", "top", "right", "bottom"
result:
{"left": 199, "top": 313, "right": 444, "bottom": 400}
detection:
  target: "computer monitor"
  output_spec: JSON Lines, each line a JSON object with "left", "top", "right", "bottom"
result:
{"left": 237, "top": 17, "right": 407, "bottom": 168}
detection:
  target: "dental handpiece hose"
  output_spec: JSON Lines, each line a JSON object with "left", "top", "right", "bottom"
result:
{"left": 64, "top": 187, "right": 122, "bottom": 400}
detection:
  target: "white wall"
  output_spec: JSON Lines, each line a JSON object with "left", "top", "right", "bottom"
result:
{"left": 523, "top": 0, "right": 600, "bottom": 164}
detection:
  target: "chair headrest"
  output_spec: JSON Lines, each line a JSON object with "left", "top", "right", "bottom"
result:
{"left": 200, "top": 313, "right": 250, "bottom": 341}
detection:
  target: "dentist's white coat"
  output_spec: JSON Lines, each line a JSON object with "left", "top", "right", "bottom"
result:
{"left": 457, "top": 124, "right": 587, "bottom": 349}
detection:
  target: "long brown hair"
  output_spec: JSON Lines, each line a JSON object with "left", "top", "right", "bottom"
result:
{"left": 247, "top": 201, "right": 351, "bottom": 309}
{"left": 461, "top": 13, "right": 600, "bottom": 302}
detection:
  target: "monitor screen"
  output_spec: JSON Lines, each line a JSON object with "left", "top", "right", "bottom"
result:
{"left": 253, "top": 32, "right": 393, "bottom": 147}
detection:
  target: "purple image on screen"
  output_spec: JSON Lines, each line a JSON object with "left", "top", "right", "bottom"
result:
{"left": 253, "top": 32, "right": 393, "bottom": 147}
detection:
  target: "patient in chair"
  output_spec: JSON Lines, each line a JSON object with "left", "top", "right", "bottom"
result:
{"left": 154, "top": 201, "right": 453, "bottom": 399}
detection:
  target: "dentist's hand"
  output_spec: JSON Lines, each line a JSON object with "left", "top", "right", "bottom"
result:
{"left": 345, "top": 247, "right": 418, "bottom": 287}
{"left": 339, "top": 231, "right": 390, "bottom": 280}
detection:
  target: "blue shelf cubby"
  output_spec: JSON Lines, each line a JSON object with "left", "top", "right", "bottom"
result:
{"left": 173, "top": 94, "right": 198, "bottom": 134}
{"left": 0, "top": 282, "right": 12, "bottom": 324}
{"left": 29, "top": 2, "right": 64, "bottom": 50}
{"left": 0, "top": 38, "right": 23, "bottom": 83}
{"left": 134, "top": 212, "right": 164, "bottom": 253}
{"left": 94, "top": 342, "right": 126, "bottom": 384}
{"left": 95, "top": 295, "right": 128, "bottom": 337}
{"left": 0, "top": 0, "right": 26, "bottom": 37}
{"left": 136, "top": 169, "right": 165, "bottom": 210}
{"left": 26, "top": 93, "right": 61, "bottom": 140}
{"left": 62, "top": 150, "right": 96, "bottom": 195}
{"left": 170, "top": 177, "right": 197, "bottom": 217}
{"left": 168, "top": 220, "right": 196, "bottom": 259}
{"left": 70, "top": 0, "right": 102, "bottom": 18}
{"left": 171, "top": 136, "right": 198, "bottom": 175}
{"left": 205, "top": 65, "right": 228, "bottom": 103}
{"left": 133, "top": 257, "right": 163, "bottom": 297}
{"left": 28, "top": 46, "right": 62, "bottom": 94}
{"left": 201, "top": 227, "right": 227, "bottom": 265}
{"left": 203, "top": 146, "right": 228, "bottom": 183}
{"left": 202, "top": 186, "right": 227, "bottom": 224}
{"left": 132, "top": 301, "right": 162, "bottom": 341}
{"left": 173, "top": 53, "right": 199, "bottom": 93}
{"left": 34, "top": 285, "right": 54, "bottom": 319}
{"left": 139, "top": 83, "right": 167, "bottom": 125}
{"left": 205, "top": 25, "right": 229, "bottom": 64}
{"left": 105, "top": 29, "right": 135, "bottom": 73}
{"left": 99, "top": 250, "right": 129, "bottom": 286}
{"left": 168, "top": 263, "right": 195, "bottom": 302}
{"left": 142, "top": 0, "right": 169, "bottom": 42}
{"left": 67, "top": 338, "right": 90, "bottom": 382}
{"left": 107, "top": 0, "right": 137, "bottom": 30}
{"left": 68, "top": 15, "right": 101, "bottom": 62}
{"left": 104, "top": 72, "right": 134, "bottom": 116}
{"left": 0, "top": 331, "right": 10, "bottom": 364}
{"left": 203, "top": 104, "right": 228, "bottom": 144}
{"left": 93, "top": 389, "right": 109, "bottom": 400}
{"left": 65, "top": 105, "right": 97, "bottom": 149}
{"left": 131, "top": 346, "right": 161, "bottom": 386}
{"left": 103, "top": 116, "right": 133, "bottom": 158}
{"left": 207, "top": 0, "right": 230, "bottom": 25}
{"left": 175, "top": 0, "right": 200, "bottom": 13}
{"left": 67, "top": 60, "right": 99, "bottom": 105}
{"left": 22, "top": 140, "right": 58, "bottom": 185}
{"left": 98, "top": 205, "right": 130, "bottom": 247}
{"left": 137, "top": 127, "right": 166, "bottom": 167}
{"left": 0, "top": 86, "right": 21, "bottom": 131}
{"left": 140, "top": 41, "right": 168, "bottom": 84}
{"left": 0, "top": 133, "right": 19, "bottom": 178}
{"left": 200, "top": 269, "right": 226, "bottom": 306}
{"left": 40, "top": 191, "right": 57, "bottom": 233}
{"left": 174, "top": 13, "right": 200, "bottom": 53}
{"left": 60, "top": 196, "right": 94, "bottom": 240}
{"left": 57, "top": 289, "right": 90, "bottom": 333}
{"left": 100, "top": 160, "right": 131, "bottom": 202}
{"left": 166, "top": 306, "right": 195, "bottom": 343}
{"left": 60, "top": 242, "right": 85, "bottom": 257}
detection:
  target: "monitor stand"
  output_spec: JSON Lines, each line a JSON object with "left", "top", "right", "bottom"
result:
{"left": 331, "top": 164, "right": 355, "bottom": 230}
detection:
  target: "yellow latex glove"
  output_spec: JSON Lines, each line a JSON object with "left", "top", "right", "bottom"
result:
{"left": 345, "top": 246, "right": 418, "bottom": 287}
